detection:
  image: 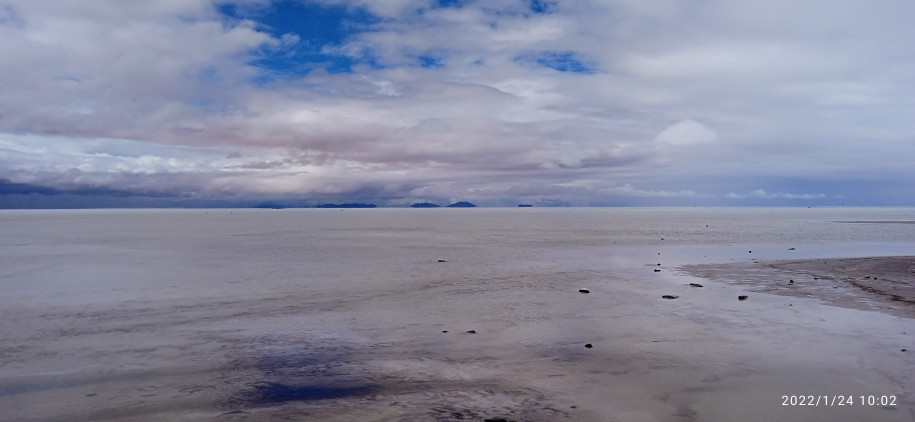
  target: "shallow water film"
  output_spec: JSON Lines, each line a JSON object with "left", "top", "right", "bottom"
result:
{"left": 1, "top": 207, "right": 913, "bottom": 421}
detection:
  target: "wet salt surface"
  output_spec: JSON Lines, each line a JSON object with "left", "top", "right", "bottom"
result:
{"left": 1, "top": 207, "right": 914, "bottom": 421}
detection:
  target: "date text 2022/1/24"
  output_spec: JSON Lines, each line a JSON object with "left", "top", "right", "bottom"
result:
{"left": 782, "top": 395, "right": 897, "bottom": 407}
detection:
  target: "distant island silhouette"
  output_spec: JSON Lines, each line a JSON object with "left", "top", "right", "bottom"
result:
{"left": 447, "top": 201, "right": 476, "bottom": 207}
{"left": 518, "top": 204, "right": 533, "bottom": 207}
{"left": 314, "top": 203, "right": 377, "bottom": 208}
{"left": 410, "top": 201, "right": 477, "bottom": 208}
{"left": 410, "top": 202, "right": 441, "bottom": 208}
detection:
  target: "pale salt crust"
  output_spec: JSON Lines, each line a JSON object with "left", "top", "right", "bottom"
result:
{"left": 0, "top": 208, "right": 913, "bottom": 421}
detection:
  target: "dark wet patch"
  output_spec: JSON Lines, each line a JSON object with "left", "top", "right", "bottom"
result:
{"left": 248, "top": 337, "right": 366, "bottom": 379}
{"left": 221, "top": 336, "right": 383, "bottom": 409}
{"left": 256, "top": 350, "right": 328, "bottom": 376}
{"left": 248, "top": 382, "right": 378, "bottom": 404}
{"left": 675, "top": 404, "right": 699, "bottom": 420}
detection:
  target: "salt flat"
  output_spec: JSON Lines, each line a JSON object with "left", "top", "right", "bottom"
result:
{"left": 0, "top": 208, "right": 913, "bottom": 421}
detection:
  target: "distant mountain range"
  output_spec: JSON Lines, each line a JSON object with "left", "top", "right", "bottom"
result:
{"left": 1, "top": 179, "right": 494, "bottom": 208}
{"left": 410, "top": 201, "right": 477, "bottom": 208}
{"left": 257, "top": 202, "right": 480, "bottom": 209}
{"left": 314, "top": 203, "right": 377, "bottom": 208}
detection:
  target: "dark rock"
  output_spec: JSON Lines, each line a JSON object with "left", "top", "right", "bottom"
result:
{"left": 466, "top": 330, "right": 476, "bottom": 334}
{"left": 748, "top": 250, "right": 752, "bottom": 253}
{"left": 689, "top": 283, "right": 703, "bottom": 288}
{"left": 657, "top": 263, "right": 661, "bottom": 266}
{"left": 902, "top": 349, "right": 907, "bottom": 352}
{"left": 484, "top": 418, "right": 510, "bottom": 422}
{"left": 654, "top": 269, "right": 661, "bottom": 272}
{"left": 579, "top": 288, "right": 590, "bottom": 293}
{"left": 437, "top": 259, "right": 447, "bottom": 262}
{"left": 442, "top": 330, "right": 448, "bottom": 333}
{"left": 789, "top": 280, "right": 794, "bottom": 284}
{"left": 570, "top": 405, "right": 577, "bottom": 409}
{"left": 738, "top": 295, "right": 748, "bottom": 301}
{"left": 584, "top": 343, "right": 593, "bottom": 348}
{"left": 788, "top": 247, "right": 796, "bottom": 250}
{"left": 662, "top": 295, "right": 678, "bottom": 299}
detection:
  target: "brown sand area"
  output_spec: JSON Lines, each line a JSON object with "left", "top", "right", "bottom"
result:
{"left": 681, "top": 256, "right": 915, "bottom": 319}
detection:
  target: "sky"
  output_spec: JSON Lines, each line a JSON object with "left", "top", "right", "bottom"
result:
{"left": 1, "top": 0, "right": 913, "bottom": 207}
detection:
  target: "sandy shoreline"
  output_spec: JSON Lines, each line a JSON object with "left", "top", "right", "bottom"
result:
{"left": 680, "top": 256, "right": 915, "bottom": 319}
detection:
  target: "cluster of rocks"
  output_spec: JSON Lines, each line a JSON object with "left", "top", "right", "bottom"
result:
{"left": 661, "top": 292, "right": 749, "bottom": 301}
{"left": 654, "top": 252, "right": 748, "bottom": 302}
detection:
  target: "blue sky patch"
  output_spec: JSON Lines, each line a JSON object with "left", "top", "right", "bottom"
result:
{"left": 529, "top": 0, "right": 557, "bottom": 14}
{"left": 517, "top": 50, "right": 595, "bottom": 73}
{"left": 436, "top": 0, "right": 467, "bottom": 8}
{"left": 220, "top": 0, "right": 378, "bottom": 78}
{"left": 418, "top": 55, "right": 445, "bottom": 69}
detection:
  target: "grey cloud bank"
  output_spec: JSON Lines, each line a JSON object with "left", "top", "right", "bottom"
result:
{"left": 1, "top": 0, "right": 913, "bottom": 207}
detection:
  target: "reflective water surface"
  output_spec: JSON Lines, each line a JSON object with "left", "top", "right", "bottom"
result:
{"left": 1, "top": 207, "right": 913, "bottom": 421}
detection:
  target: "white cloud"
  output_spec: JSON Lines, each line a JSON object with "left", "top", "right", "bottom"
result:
{"left": 1, "top": 0, "right": 914, "bottom": 205}
{"left": 655, "top": 119, "right": 717, "bottom": 146}
{"left": 606, "top": 184, "right": 704, "bottom": 198}
{"left": 726, "top": 189, "right": 826, "bottom": 199}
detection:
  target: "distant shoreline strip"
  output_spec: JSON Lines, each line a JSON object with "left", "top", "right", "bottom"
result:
{"left": 833, "top": 220, "right": 915, "bottom": 224}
